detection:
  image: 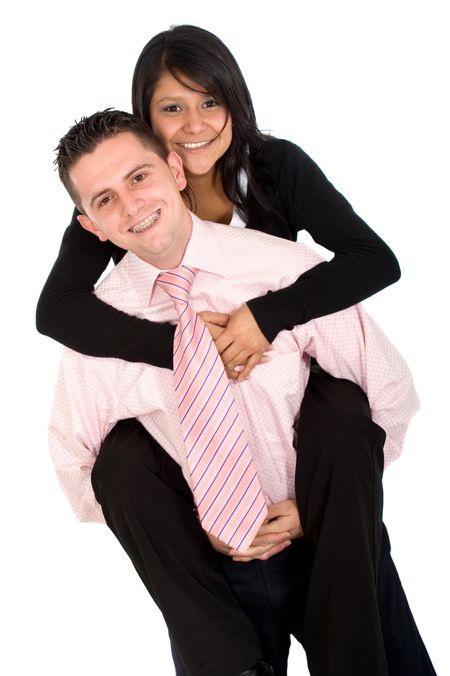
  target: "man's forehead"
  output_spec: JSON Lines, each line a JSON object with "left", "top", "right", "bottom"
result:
{"left": 92, "top": 133, "right": 157, "bottom": 162}
{"left": 76, "top": 133, "right": 158, "bottom": 169}
{"left": 71, "top": 134, "right": 161, "bottom": 195}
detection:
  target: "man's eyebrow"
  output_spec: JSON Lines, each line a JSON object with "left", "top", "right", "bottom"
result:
{"left": 90, "top": 163, "right": 155, "bottom": 208}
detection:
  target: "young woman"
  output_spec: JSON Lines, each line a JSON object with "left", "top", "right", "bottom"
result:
{"left": 37, "top": 25, "right": 435, "bottom": 676}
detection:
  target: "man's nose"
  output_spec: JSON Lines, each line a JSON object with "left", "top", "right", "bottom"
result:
{"left": 121, "top": 194, "right": 144, "bottom": 217}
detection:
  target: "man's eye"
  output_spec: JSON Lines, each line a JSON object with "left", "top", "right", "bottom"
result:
{"left": 133, "top": 173, "right": 146, "bottom": 183}
{"left": 99, "top": 196, "right": 111, "bottom": 208}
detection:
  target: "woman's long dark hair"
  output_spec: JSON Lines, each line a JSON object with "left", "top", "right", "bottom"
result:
{"left": 131, "top": 24, "right": 271, "bottom": 221}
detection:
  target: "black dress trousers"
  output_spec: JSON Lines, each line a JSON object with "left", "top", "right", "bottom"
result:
{"left": 91, "top": 418, "right": 261, "bottom": 676}
{"left": 293, "top": 367, "right": 434, "bottom": 676}
{"left": 91, "top": 368, "right": 436, "bottom": 676}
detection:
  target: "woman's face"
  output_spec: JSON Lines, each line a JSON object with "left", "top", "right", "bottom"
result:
{"left": 149, "top": 70, "right": 232, "bottom": 181}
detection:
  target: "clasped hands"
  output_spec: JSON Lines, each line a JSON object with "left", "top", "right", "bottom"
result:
{"left": 208, "top": 500, "right": 303, "bottom": 562}
{"left": 199, "top": 304, "right": 271, "bottom": 381}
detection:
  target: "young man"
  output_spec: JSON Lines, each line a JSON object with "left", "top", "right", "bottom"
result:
{"left": 50, "top": 110, "right": 432, "bottom": 676}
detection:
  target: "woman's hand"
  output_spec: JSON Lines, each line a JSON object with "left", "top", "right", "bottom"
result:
{"left": 199, "top": 311, "right": 229, "bottom": 342}
{"left": 199, "top": 304, "right": 271, "bottom": 381}
{"left": 229, "top": 500, "right": 303, "bottom": 562}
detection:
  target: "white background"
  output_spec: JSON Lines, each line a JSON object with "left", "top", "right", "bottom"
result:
{"left": 1, "top": 1, "right": 448, "bottom": 673}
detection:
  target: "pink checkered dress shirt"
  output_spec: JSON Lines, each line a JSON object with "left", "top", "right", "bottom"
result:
{"left": 48, "top": 214, "right": 420, "bottom": 523}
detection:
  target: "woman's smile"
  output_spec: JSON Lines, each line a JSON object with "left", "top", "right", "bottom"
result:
{"left": 150, "top": 70, "right": 232, "bottom": 178}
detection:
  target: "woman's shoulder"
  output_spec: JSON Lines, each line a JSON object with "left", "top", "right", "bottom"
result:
{"left": 249, "top": 136, "right": 316, "bottom": 176}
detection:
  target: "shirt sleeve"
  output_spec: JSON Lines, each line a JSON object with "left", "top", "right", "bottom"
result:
{"left": 294, "top": 305, "right": 420, "bottom": 466}
{"left": 36, "top": 209, "right": 175, "bottom": 368}
{"left": 48, "top": 350, "right": 111, "bottom": 523}
{"left": 246, "top": 140, "right": 401, "bottom": 342}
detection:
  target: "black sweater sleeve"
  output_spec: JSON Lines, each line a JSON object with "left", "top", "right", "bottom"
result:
{"left": 35, "top": 209, "right": 174, "bottom": 368}
{"left": 37, "top": 140, "right": 399, "bottom": 361}
{"left": 245, "top": 139, "right": 400, "bottom": 343}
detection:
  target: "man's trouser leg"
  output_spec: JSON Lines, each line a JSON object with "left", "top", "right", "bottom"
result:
{"left": 172, "top": 539, "right": 311, "bottom": 676}
{"left": 91, "top": 418, "right": 262, "bottom": 676}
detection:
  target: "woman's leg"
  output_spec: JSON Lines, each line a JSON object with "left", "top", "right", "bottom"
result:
{"left": 91, "top": 418, "right": 262, "bottom": 676}
{"left": 293, "top": 366, "right": 436, "bottom": 676}
{"left": 378, "top": 524, "right": 437, "bottom": 675}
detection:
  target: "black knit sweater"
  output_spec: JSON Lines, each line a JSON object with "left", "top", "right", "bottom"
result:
{"left": 36, "top": 138, "right": 400, "bottom": 368}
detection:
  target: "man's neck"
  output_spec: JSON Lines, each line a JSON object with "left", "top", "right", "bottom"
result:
{"left": 137, "top": 213, "right": 193, "bottom": 271}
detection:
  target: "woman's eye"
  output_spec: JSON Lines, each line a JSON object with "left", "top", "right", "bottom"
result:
{"left": 203, "top": 99, "right": 219, "bottom": 109}
{"left": 162, "top": 104, "right": 181, "bottom": 113}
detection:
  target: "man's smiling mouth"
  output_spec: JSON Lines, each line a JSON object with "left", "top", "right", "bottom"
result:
{"left": 128, "top": 209, "right": 161, "bottom": 233}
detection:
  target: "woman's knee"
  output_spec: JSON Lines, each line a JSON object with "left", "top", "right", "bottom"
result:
{"left": 91, "top": 418, "right": 159, "bottom": 498}
{"left": 297, "top": 370, "right": 385, "bottom": 473}
{"left": 301, "top": 368, "right": 372, "bottom": 428}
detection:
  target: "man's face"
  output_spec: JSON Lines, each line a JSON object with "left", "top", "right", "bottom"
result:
{"left": 71, "top": 132, "right": 192, "bottom": 268}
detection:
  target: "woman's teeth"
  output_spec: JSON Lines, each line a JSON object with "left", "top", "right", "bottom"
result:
{"left": 128, "top": 209, "right": 161, "bottom": 233}
{"left": 180, "top": 141, "right": 211, "bottom": 149}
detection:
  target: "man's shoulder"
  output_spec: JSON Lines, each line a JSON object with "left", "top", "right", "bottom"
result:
{"left": 207, "top": 220, "right": 324, "bottom": 271}
{"left": 206, "top": 219, "right": 289, "bottom": 247}
{"left": 93, "top": 252, "right": 140, "bottom": 307}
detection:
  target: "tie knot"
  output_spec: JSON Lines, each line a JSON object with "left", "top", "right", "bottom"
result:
{"left": 156, "top": 265, "right": 198, "bottom": 306}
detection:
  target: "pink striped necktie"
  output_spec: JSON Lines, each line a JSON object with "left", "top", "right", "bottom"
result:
{"left": 156, "top": 265, "right": 267, "bottom": 553}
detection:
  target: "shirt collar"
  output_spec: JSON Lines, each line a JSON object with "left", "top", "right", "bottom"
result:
{"left": 119, "top": 212, "right": 229, "bottom": 306}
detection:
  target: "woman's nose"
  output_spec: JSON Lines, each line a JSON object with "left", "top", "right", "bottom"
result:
{"left": 182, "top": 108, "right": 206, "bottom": 134}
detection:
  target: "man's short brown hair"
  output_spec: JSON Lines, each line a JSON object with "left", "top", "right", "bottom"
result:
{"left": 55, "top": 109, "right": 167, "bottom": 212}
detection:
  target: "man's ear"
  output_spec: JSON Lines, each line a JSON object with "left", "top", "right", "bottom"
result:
{"left": 167, "top": 151, "right": 187, "bottom": 191}
{"left": 77, "top": 214, "right": 108, "bottom": 242}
